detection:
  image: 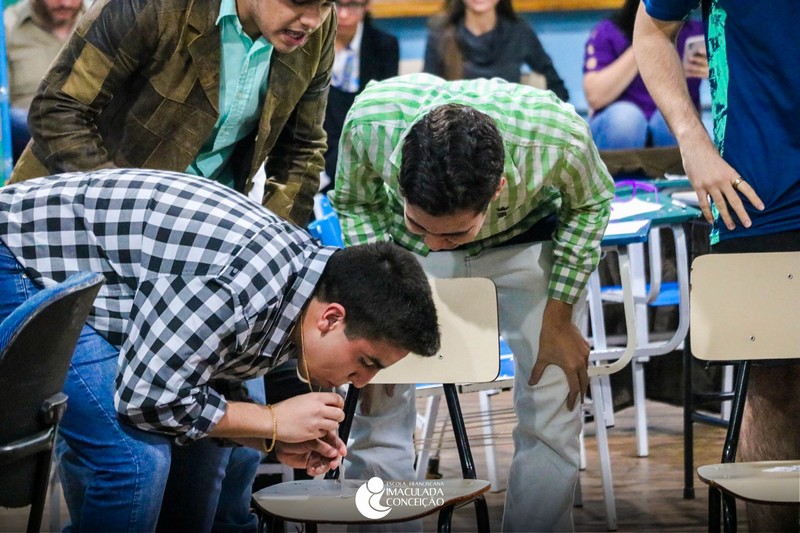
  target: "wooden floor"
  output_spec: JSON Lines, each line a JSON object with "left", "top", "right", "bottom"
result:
{"left": 419, "top": 394, "right": 746, "bottom": 532}
{"left": 0, "top": 395, "right": 746, "bottom": 532}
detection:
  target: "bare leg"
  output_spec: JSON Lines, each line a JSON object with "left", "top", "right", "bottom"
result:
{"left": 738, "top": 363, "right": 800, "bottom": 532}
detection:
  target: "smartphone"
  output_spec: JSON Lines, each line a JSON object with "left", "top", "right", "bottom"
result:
{"left": 683, "top": 35, "right": 706, "bottom": 66}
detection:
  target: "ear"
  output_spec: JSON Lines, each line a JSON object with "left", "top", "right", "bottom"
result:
{"left": 492, "top": 177, "right": 506, "bottom": 201}
{"left": 317, "top": 303, "right": 346, "bottom": 333}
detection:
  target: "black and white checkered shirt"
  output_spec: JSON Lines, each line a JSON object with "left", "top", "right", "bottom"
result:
{"left": 0, "top": 169, "right": 335, "bottom": 444}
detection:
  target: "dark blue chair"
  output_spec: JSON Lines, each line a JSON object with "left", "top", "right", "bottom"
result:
{"left": 0, "top": 272, "right": 104, "bottom": 533}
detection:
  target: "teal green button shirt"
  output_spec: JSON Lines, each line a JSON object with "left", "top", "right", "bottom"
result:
{"left": 331, "top": 74, "right": 614, "bottom": 304}
{"left": 186, "top": 0, "right": 273, "bottom": 188}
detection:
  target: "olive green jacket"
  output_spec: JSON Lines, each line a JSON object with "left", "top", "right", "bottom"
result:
{"left": 10, "top": 0, "right": 335, "bottom": 225}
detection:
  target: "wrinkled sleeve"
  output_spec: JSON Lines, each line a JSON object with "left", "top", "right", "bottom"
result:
{"left": 263, "top": 12, "right": 336, "bottom": 227}
{"left": 26, "top": 0, "right": 160, "bottom": 173}
{"left": 548, "top": 122, "right": 614, "bottom": 304}
{"left": 116, "top": 275, "right": 246, "bottom": 445}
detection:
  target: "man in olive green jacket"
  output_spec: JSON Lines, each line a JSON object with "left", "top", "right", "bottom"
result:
{"left": 11, "top": 0, "right": 334, "bottom": 226}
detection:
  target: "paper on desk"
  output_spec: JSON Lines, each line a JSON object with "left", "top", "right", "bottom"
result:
{"left": 603, "top": 219, "right": 650, "bottom": 238}
{"left": 609, "top": 198, "right": 663, "bottom": 221}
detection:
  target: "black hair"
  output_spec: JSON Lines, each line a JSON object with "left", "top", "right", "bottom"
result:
{"left": 610, "top": 0, "right": 639, "bottom": 43}
{"left": 399, "top": 104, "right": 504, "bottom": 216}
{"left": 442, "top": 0, "right": 519, "bottom": 25}
{"left": 314, "top": 242, "right": 440, "bottom": 356}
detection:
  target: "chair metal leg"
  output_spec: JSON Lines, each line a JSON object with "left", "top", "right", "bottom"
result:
{"left": 443, "top": 383, "right": 491, "bottom": 532}
{"left": 722, "top": 493, "right": 738, "bottom": 533}
{"left": 27, "top": 449, "right": 52, "bottom": 533}
{"left": 48, "top": 454, "right": 62, "bottom": 533}
{"left": 591, "top": 377, "right": 618, "bottom": 531}
{"left": 443, "top": 384, "right": 478, "bottom": 480}
{"left": 632, "top": 359, "right": 649, "bottom": 457}
{"left": 713, "top": 360, "right": 749, "bottom": 532}
{"left": 683, "top": 333, "right": 696, "bottom": 499}
{"left": 437, "top": 505, "right": 454, "bottom": 533}
{"left": 708, "top": 486, "right": 721, "bottom": 533}
{"left": 478, "top": 390, "right": 501, "bottom": 491}
{"left": 338, "top": 386, "right": 361, "bottom": 444}
{"left": 473, "top": 494, "right": 491, "bottom": 533}
{"left": 721, "top": 361, "right": 750, "bottom": 464}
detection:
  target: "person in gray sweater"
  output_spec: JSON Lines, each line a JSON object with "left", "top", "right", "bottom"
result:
{"left": 423, "top": 0, "right": 569, "bottom": 102}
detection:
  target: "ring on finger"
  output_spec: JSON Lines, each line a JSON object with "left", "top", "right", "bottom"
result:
{"left": 732, "top": 177, "right": 744, "bottom": 191}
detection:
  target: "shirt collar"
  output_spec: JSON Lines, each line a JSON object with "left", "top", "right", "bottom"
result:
{"left": 348, "top": 21, "right": 365, "bottom": 54}
{"left": 216, "top": 0, "right": 238, "bottom": 25}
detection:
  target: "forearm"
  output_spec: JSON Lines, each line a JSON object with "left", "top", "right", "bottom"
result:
{"left": 632, "top": 4, "right": 705, "bottom": 144}
{"left": 543, "top": 298, "right": 574, "bottom": 326}
{"left": 209, "top": 401, "right": 275, "bottom": 440}
{"left": 28, "top": 85, "right": 116, "bottom": 172}
{"left": 583, "top": 48, "right": 639, "bottom": 111}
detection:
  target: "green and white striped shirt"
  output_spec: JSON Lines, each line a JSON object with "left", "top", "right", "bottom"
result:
{"left": 330, "top": 74, "right": 613, "bottom": 304}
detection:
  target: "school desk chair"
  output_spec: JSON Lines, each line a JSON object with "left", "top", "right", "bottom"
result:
{"left": 252, "top": 277, "right": 499, "bottom": 532}
{"left": 0, "top": 272, "right": 104, "bottom": 533}
{"left": 690, "top": 252, "right": 800, "bottom": 532}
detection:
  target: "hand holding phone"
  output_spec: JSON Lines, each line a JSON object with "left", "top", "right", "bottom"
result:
{"left": 683, "top": 35, "right": 708, "bottom": 78}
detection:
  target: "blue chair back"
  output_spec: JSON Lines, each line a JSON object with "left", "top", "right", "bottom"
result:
{"left": 308, "top": 196, "right": 344, "bottom": 248}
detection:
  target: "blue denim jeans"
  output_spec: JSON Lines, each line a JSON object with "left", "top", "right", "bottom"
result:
{"left": 0, "top": 242, "right": 235, "bottom": 532}
{"left": 589, "top": 101, "right": 677, "bottom": 150}
{"left": 214, "top": 377, "right": 265, "bottom": 533}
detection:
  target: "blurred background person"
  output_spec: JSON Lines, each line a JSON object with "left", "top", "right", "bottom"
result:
{"left": 3, "top": 0, "right": 83, "bottom": 162}
{"left": 320, "top": 0, "right": 398, "bottom": 193}
{"left": 583, "top": 0, "right": 706, "bottom": 150}
{"left": 422, "top": 0, "right": 569, "bottom": 102}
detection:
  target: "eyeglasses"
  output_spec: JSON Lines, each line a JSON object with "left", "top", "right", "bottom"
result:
{"left": 335, "top": 0, "right": 367, "bottom": 11}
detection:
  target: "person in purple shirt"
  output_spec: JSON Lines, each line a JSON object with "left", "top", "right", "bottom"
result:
{"left": 582, "top": 0, "right": 707, "bottom": 149}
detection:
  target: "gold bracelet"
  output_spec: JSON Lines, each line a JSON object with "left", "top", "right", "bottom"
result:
{"left": 262, "top": 403, "right": 278, "bottom": 454}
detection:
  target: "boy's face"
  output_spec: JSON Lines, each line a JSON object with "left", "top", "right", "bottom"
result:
{"left": 302, "top": 302, "right": 407, "bottom": 389}
{"left": 403, "top": 203, "right": 487, "bottom": 251}
{"left": 237, "top": 0, "right": 334, "bottom": 53}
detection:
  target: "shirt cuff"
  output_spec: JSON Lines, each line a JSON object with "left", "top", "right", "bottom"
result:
{"left": 174, "top": 388, "right": 228, "bottom": 446}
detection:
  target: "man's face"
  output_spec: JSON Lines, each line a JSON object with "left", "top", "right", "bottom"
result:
{"left": 237, "top": 0, "right": 334, "bottom": 53}
{"left": 302, "top": 303, "right": 408, "bottom": 389}
{"left": 335, "top": 0, "right": 367, "bottom": 35}
{"left": 404, "top": 203, "right": 487, "bottom": 251}
{"left": 32, "top": 0, "right": 82, "bottom": 28}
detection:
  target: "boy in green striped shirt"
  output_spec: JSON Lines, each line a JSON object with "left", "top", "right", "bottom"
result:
{"left": 331, "top": 73, "right": 613, "bottom": 531}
